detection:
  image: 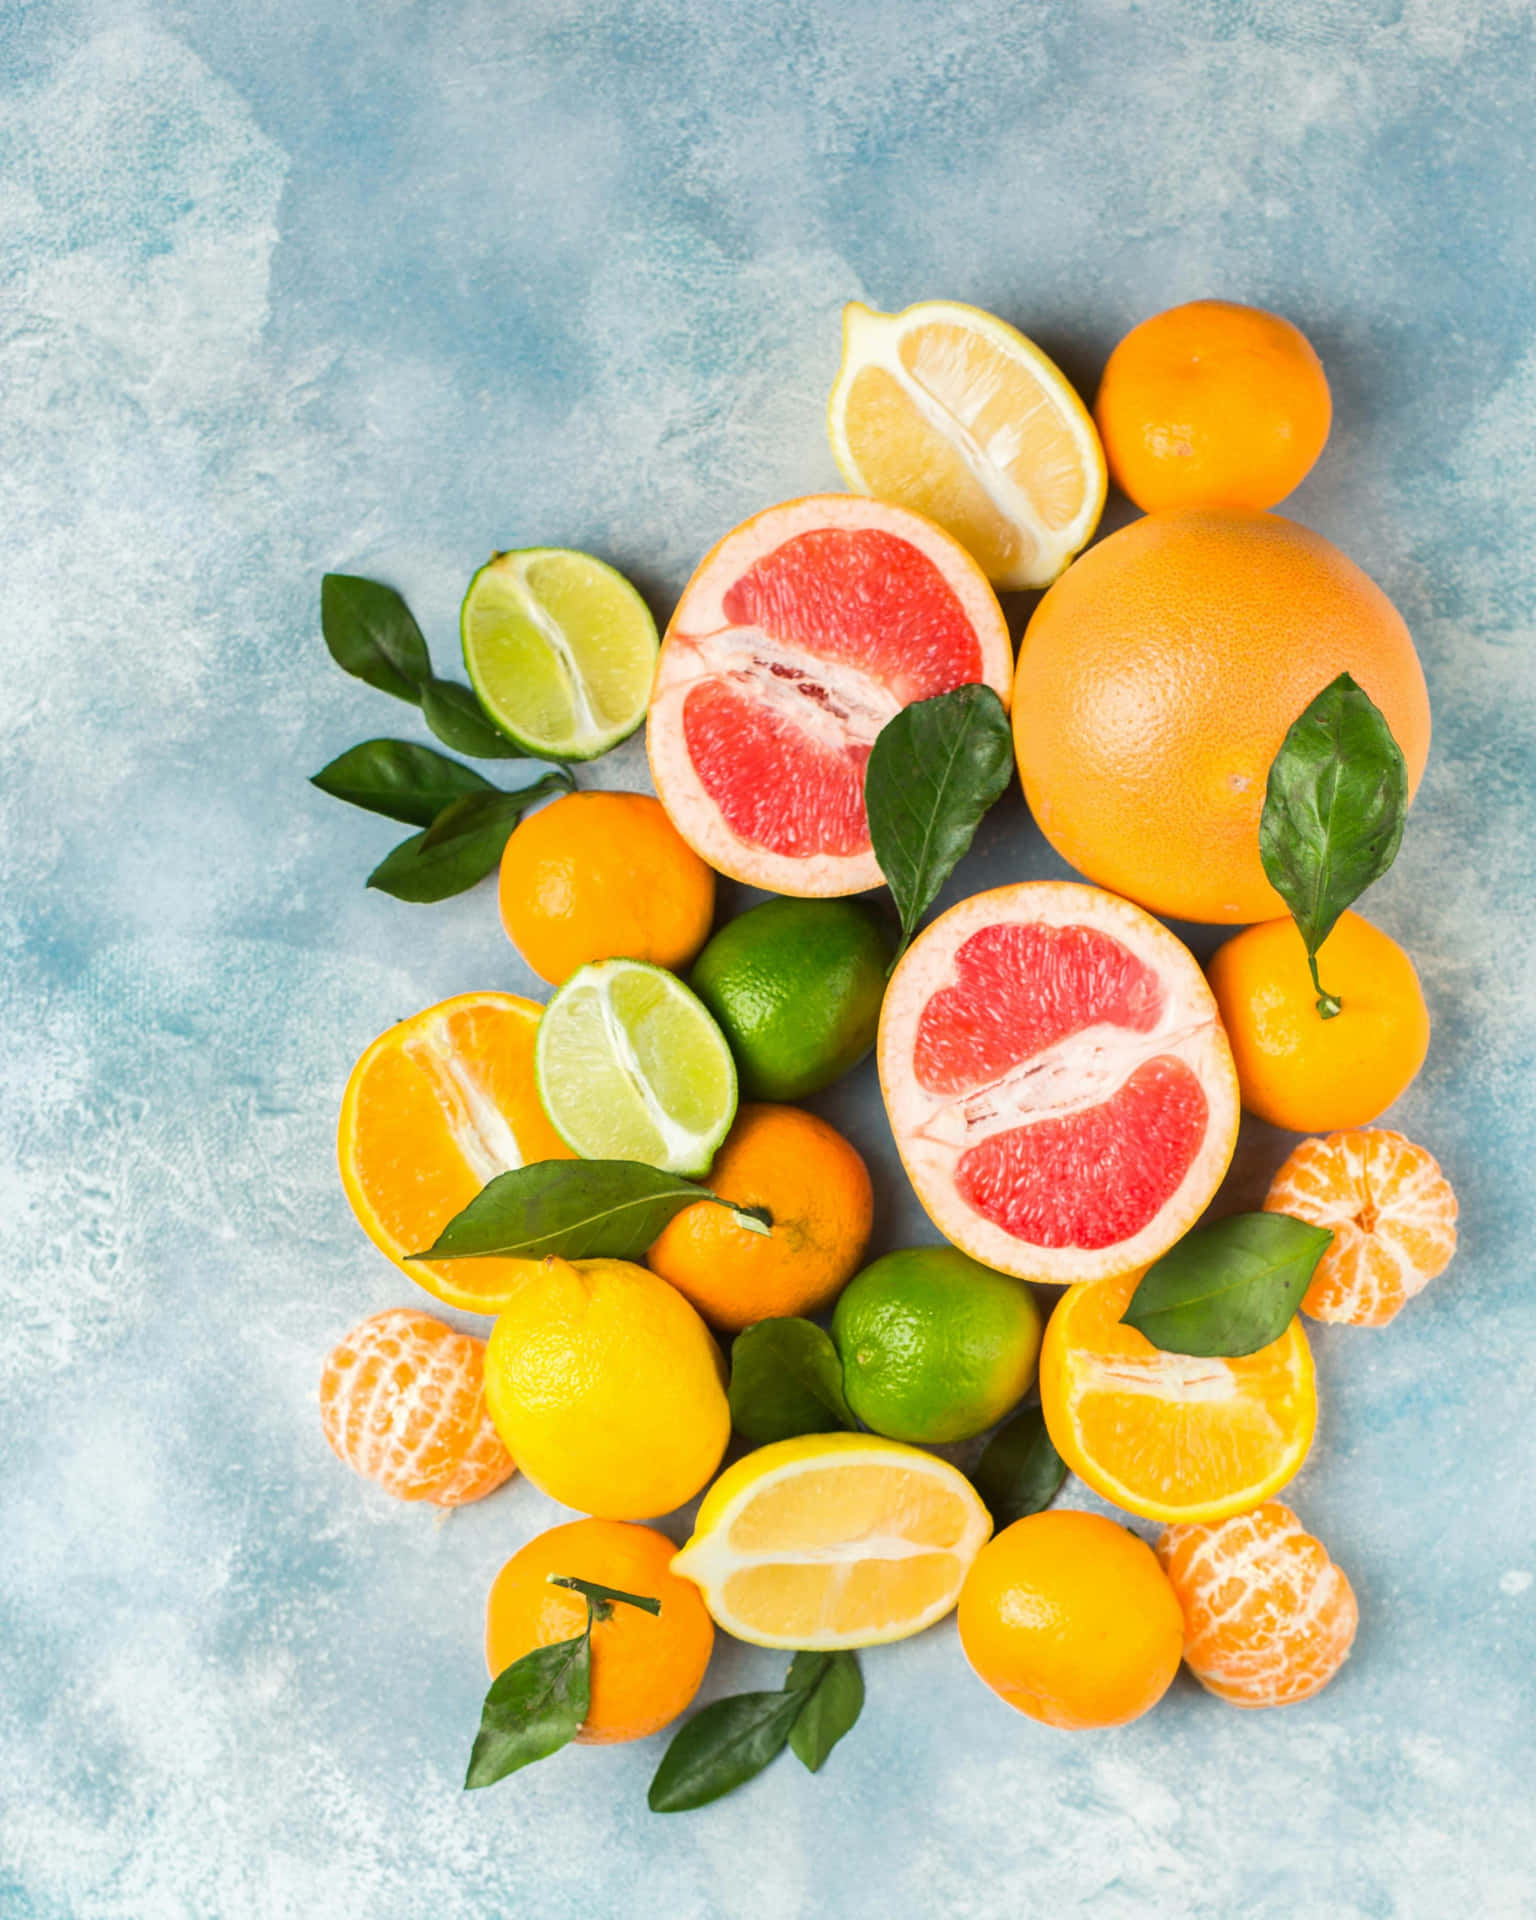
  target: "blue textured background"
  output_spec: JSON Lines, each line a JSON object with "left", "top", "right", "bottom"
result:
{"left": 3, "top": 3, "right": 1533, "bottom": 1915}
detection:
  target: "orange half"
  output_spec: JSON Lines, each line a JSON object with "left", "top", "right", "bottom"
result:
{"left": 1039, "top": 1269, "right": 1317, "bottom": 1524}
{"left": 337, "top": 992, "right": 572, "bottom": 1314}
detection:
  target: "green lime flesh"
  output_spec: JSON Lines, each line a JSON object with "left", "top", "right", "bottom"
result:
{"left": 461, "top": 547, "right": 658, "bottom": 761}
{"left": 832, "top": 1247, "right": 1044, "bottom": 1444}
{"left": 689, "top": 897, "right": 894, "bottom": 1101}
{"left": 534, "top": 959, "right": 737, "bottom": 1177}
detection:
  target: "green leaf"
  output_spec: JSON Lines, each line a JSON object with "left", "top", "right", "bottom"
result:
{"left": 865, "top": 685, "right": 1014, "bottom": 959}
{"left": 971, "top": 1407, "right": 1067, "bottom": 1528}
{"left": 421, "top": 678, "right": 527, "bottom": 759}
{"left": 366, "top": 771, "right": 569, "bottom": 903}
{"left": 309, "top": 738, "right": 494, "bottom": 826}
{"left": 1259, "top": 672, "right": 1409, "bottom": 1018}
{"left": 785, "top": 1650, "right": 863, "bottom": 1773}
{"left": 410, "top": 1158, "right": 770, "bottom": 1262}
{"left": 728, "top": 1318, "right": 857, "bottom": 1445}
{"left": 1122, "top": 1213, "right": 1335, "bottom": 1358}
{"left": 464, "top": 1629, "right": 590, "bottom": 1790}
{"left": 321, "top": 573, "right": 431, "bottom": 703}
{"left": 648, "top": 1691, "right": 807, "bottom": 1813}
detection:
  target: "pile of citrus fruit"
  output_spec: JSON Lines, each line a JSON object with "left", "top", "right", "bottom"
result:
{"left": 311, "top": 294, "right": 1459, "bottom": 1807}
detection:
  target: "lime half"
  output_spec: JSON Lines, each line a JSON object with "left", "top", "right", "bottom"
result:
{"left": 462, "top": 547, "right": 658, "bottom": 761}
{"left": 535, "top": 959, "right": 738, "bottom": 1176}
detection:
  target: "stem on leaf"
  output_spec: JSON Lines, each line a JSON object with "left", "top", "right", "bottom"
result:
{"left": 547, "top": 1574, "right": 662, "bottom": 1622}
{"left": 1307, "top": 951, "right": 1343, "bottom": 1020}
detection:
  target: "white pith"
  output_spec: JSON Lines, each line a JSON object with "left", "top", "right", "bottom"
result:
{"left": 648, "top": 494, "right": 1013, "bottom": 899}
{"left": 499, "top": 560, "right": 606, "bottom": 750}
{"left": 878, "top": 882, "right": 1240, "bottom": 1283}
{"left": 828, "top": 301, "right": 1105, "bottom": 591}
{"left": 658, "top": 626, "right": 906, "bottom": 752}
{"left": 402, "top": 1014, "right": 526, "bottom": 1187}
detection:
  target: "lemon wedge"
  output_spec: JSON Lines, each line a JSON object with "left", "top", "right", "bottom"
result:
{"left": 671, "top": 1432, "right": 993, "bottom": 1649}
{"left": 827, "top": 298, "right": 1106, "bottom": 589}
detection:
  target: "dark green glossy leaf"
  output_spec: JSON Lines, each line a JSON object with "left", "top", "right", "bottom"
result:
{"left": 464, "top": 1630, "right": 589, "bottom": 1790}
{"left": 1122, "top": 1213, "right": 1335, "bottom": 1358}
{"left": 309, "top": 738, "right": 493, "bottom": 826}
{"left": 785, "top": 1650, "right": 863, "bottom": 1773}
{"left": 728, "top": 1318, "right": 857, "bottom": 1445}
{"left": 321, "top": 573, "right": 431, "bottom": 702}
{"left": 366, "top": 772, "right": 568, "bottom": 903}
{"left": 648, "top": 1691, "right": 806, "bottom": 1813}
{"left": 421, "top": 678, "right": 527, "bottom": 759}
{"left": 866, "top": 685, "right": 1014, "bottom": 959}
{"left": 971, "top": 1406, "right": 1067, "bottom": 1528}
{"left": 410, "top": 1158, "right": 769, "bottom": 1262}
{"left": 1259, "top": 672, "right": 1409, "bottom": 1017}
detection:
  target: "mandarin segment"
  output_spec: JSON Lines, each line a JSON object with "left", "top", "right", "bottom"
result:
{"left": 1157, "top": 1503, "right": 1358, "bottom": 1708}
{"left": 1265, "top": 1129, "right": 1458, "bottom": 1327}
{"left": 319, "top": 1308, "right": 514, "bottom": 1506}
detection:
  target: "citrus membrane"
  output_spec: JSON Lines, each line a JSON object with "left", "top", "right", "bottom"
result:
{"left": 534, "top": 959, "right": 738, "bottom": 1177}
{"left": 462, "top": 547, "right": 658, "bottom": 761}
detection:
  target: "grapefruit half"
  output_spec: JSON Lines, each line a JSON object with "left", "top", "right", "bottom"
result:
{"left": 879, "top": 882, "right": 1239, "bottom": 1283}
{"left": 648, "top": 495, "right": 1012, "bottom": 896}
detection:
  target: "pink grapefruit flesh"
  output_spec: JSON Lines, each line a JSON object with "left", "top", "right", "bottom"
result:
{"left": 879, "top": 882, "right": 1239, "bottom": 1282}
{"left": 648, "top": 495, "right": 1012, "bottom": 895}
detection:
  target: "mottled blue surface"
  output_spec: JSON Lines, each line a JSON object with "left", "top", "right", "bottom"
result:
{"left": 2, "top": 3, "right": 1534, "bottom": 1915}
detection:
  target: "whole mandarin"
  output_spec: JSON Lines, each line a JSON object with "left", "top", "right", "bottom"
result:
{"left": 498, "top": 790, "right": 715, "bottom": 985}
{"left": 958, "top": 1509, "right": 1184, "bottom": 1730}
{"left": 647, "top": 1103, "right": 873, "bottom": 1330}
{"left": 1208, "top": 913, "right": 1429, "bottom": 1133}
{"left": 1095, "top": 299, "right": 1331, "bottom": 513}
{"left": 485, "top": 1519, "right": 713, "bottom": 1743}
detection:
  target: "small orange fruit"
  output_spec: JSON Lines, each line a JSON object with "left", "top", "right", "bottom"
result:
{"left": 1157, "top": 1503, "right": 1359, "bottom": 1708}
{"left": 319, "top": 1308, "right": 514, "bottom": 1506}
{"left": 1095, "top": 299, "right": 1331, "bottom": 513}
{"left": 485, "top": 1519, "right": 713, "bottom": 1744}
{"left": 1265, "top": 1129, "right": 1457, "bottom": 1327}
{"left": 498, "top": 789, "right": 715, "bottom": 985}
{"left": 646, "top": 1103, "right": 873, "bottom": 1330}
{"left": 957, "top": 1510, "right": 1184, "bottom": 1730}
{"left": 1208, "top": 913, "right": 1430, "bottom": 1133}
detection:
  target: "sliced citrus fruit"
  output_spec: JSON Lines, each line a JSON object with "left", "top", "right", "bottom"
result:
{"left": 827, "top": 299, "right": 1106, "bottom": 589}
{"left": 1039, "top": 1268, "right": 1317, "bottom": 1525}
{"left": 1264, "top": 1128, "right": 1458, "bottom": 1327}
{"left": 462, "top": 547, "right": 658, "bottom": 760}
{"left": 670, "top": 1432, "right": 992, "bottom": 1649}
{"left": 878, "top": 881, "right": 1239, "bottom": 1283}
{"left": 647, "top": 493, "right": 1011, "bottom": 897}
{"left": 535, "top": 959, "right": 737, "bottom": 1176}
{"left": 338, "top": 992, "right": 574, "bottom": 1314}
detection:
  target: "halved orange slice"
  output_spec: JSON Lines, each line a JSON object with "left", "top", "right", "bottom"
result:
{"left": 337, "top": 992, "right": 572, "bottom": 1314}
{"left": 1039, "top": 1269, "right": 1317, "bottom": 1524}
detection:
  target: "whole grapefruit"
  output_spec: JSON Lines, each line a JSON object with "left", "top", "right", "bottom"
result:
{"left": 1012, "top": 510, "right": 1430, "bottom": 924}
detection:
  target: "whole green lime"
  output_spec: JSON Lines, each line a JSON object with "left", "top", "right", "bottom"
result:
{"left": 832, "top": 1247, "right": 1043, "bottom": 1444}
{"left": 689, "top": 898, "right": 894, "bottom": 1100}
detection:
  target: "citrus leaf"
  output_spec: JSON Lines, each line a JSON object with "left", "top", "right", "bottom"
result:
{"left": 648, "top": 1690, "right": 806, "bottom": 1813}
{"left": 309, "top": 738, "right": 493, "bottom": 826}
{"left": 971, "top": 1407, "right": 1067, "bottom": 1528}
{"left": 785, "top": 1650, "right": 863, "bottom": 1773}
{"left": 421, "top": 678, "right": 528, "bottom": 759}
{"left": 1259, "top": 673, "right": 1409, "bottom": 1017}
{"left": 366, "top": 771, "right": 569, "bottom": 902}
{"left": 321, "top": 573, "right": 431, "bottom": 702}
{"left": 1122, "top": 1213, "right": 1335, "bottom": 1358}
{"left": 410, "top": 1158, "right": 769, "bottom": 1262}
{"left": 728, "top": 1318, "right": 857, "bottom": 1444}
{"left": 866, "top": 685, "right": 1014, "bottom": 959}
{"left": 464, "top": 1629, "right": 590, "bottom": 1790}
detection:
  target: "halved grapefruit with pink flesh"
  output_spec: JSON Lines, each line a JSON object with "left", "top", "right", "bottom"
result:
{"left": 648, "top": 495, "right": 1012, "bottom": 896}
{"left": 879, "top": 882, "right": 1239, "bottom": 1283}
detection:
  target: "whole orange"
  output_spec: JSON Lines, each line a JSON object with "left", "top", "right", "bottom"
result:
{"left": 484, "top": 1519, "right": 713, "bottom": 1744}
{"left": 1012, "top": 510, "right": 1430, "bottom": 923}
{"left": 1095, "top": 299, "right": 1331, "bottom": 512}
{"left": 647, "top": 1103, "right": 873, "bottom": 1330}
{"left": 498, "top": 790, "right": 715, "bottom": 985}
{"left": 957, "top": 1510, "right": 1184, "bottom": 1730}
{"left": 1207, "top": 911, "right": 1429, "bottom": 1132}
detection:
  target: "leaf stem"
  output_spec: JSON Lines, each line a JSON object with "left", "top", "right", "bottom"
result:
{"left": 1307, "top": 951, "right": 1343, "bottom": 1020}
{"left": 547, "top": 1574, "right": 661, "bottom": 1622}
